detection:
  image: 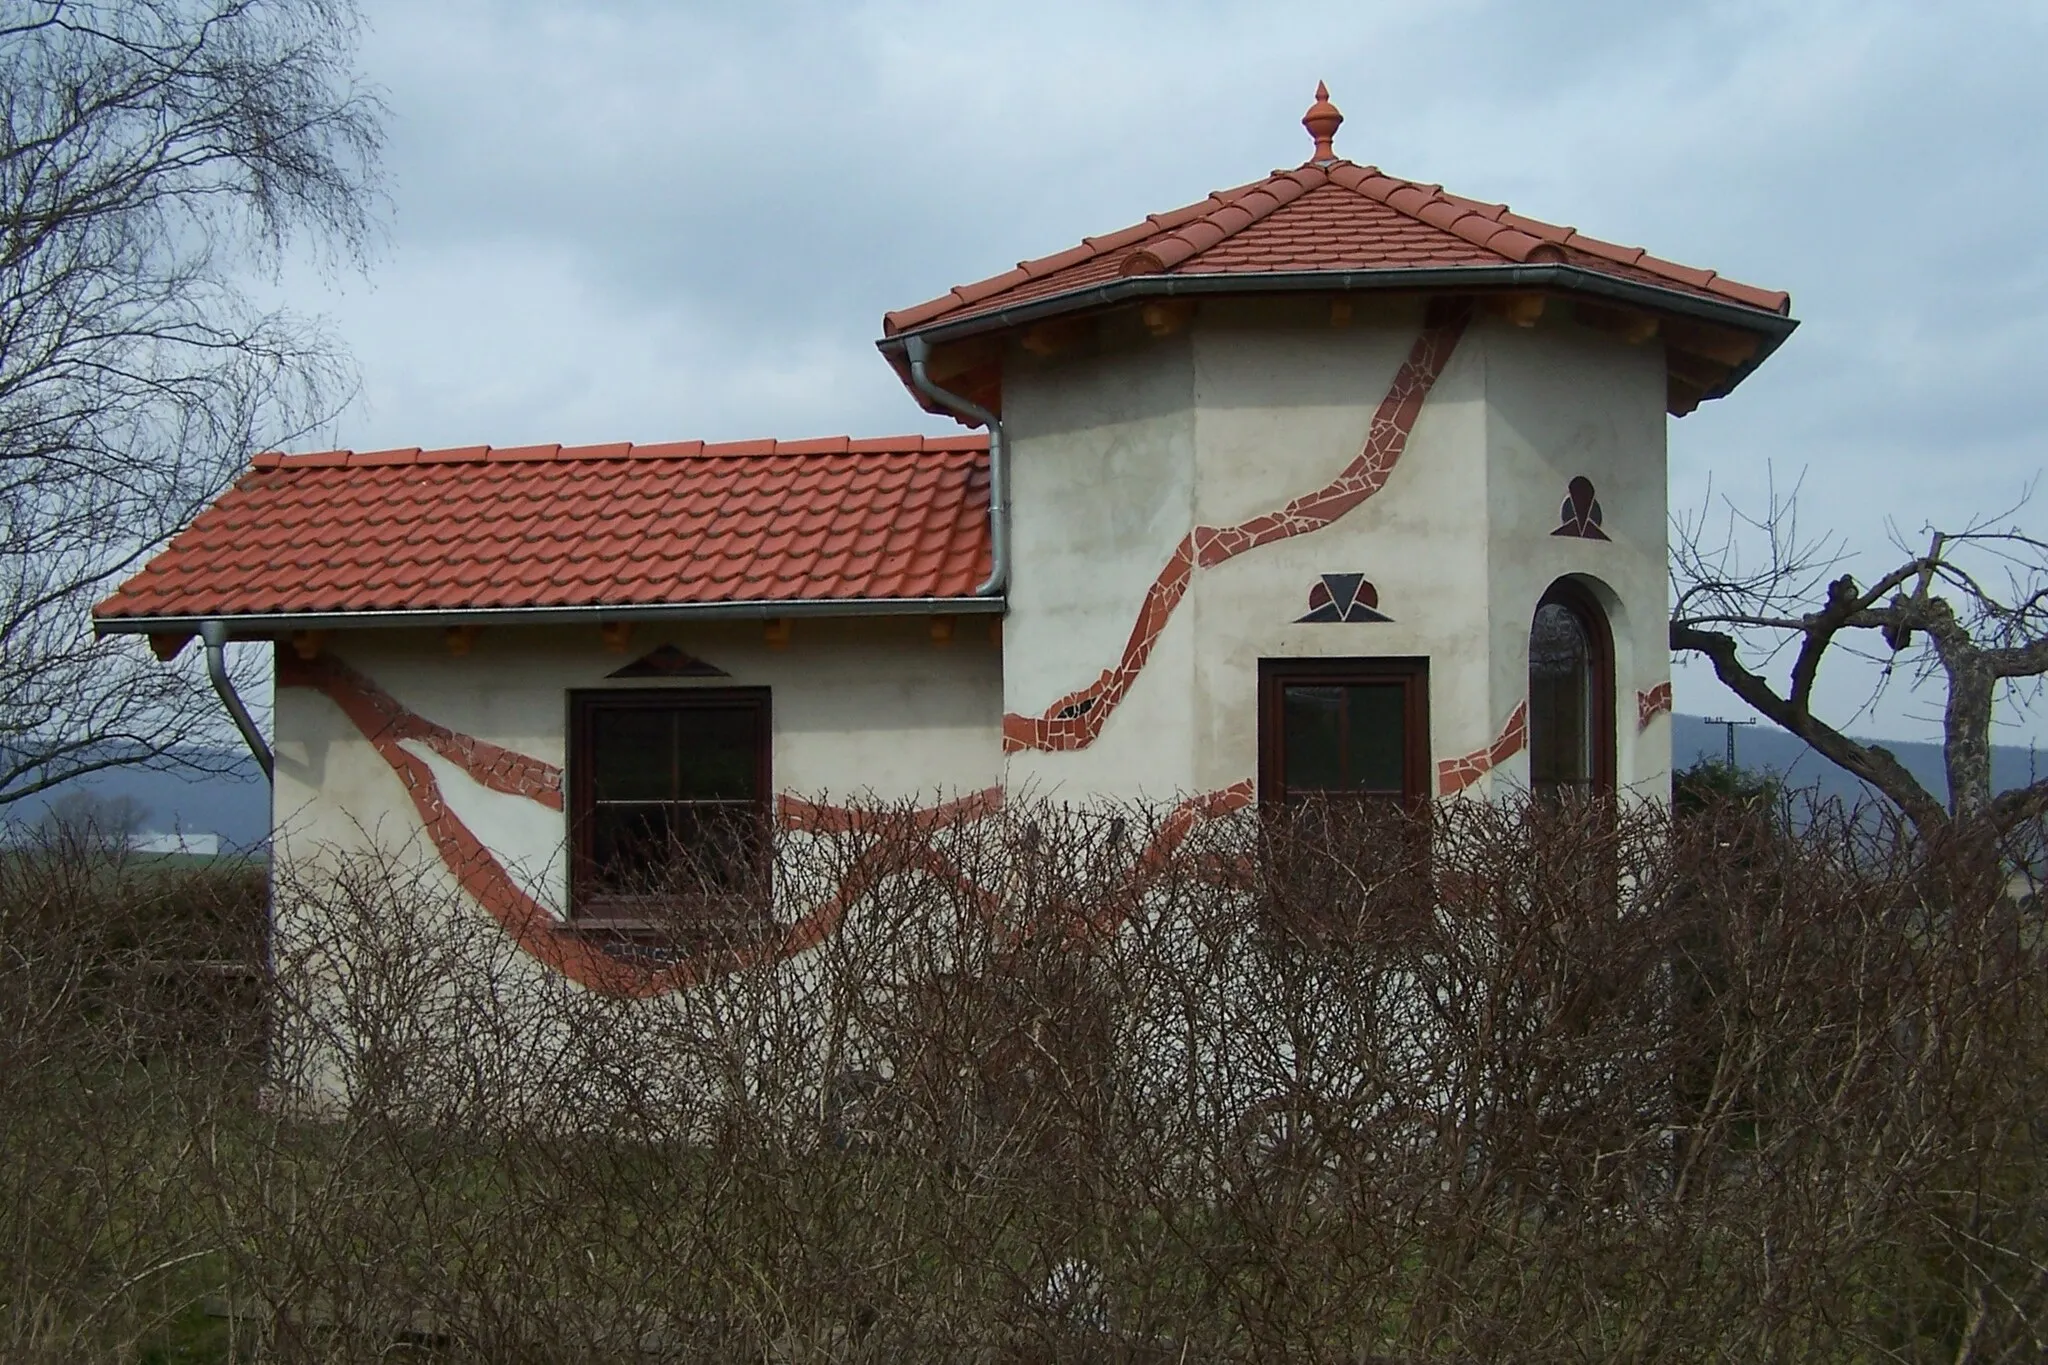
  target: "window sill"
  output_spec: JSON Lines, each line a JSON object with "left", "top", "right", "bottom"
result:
{"left": 558, "top": 901, "right": 775, "bottom": 951}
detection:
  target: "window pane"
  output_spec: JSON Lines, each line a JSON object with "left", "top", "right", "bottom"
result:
{"left": 589, "top": 805, "right": 766, "bottom": 898}
{"left": 674, "top": 707, "right": 760, "bottom": 799}
{"left": 670, "top": 804, "right": 767, "bottom": 892}
{"left": 1344, "top": 683, "right": 1408, "bottom": 792}
{"left": 577, "top": 692, "right": 772, "bottom": 923}
{"left": 590, "top": 805, "right": 671, "bottom": 893}
{"left": 592, "top": 708, "right": 674, "bottom": 801}
{"left": 1282, "top": 685, "right": 1345, "bottom": 791}
{"left": 1530, "top": 601, "right": 1593, "bottom": 789}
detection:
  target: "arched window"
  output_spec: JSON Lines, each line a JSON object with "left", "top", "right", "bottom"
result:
{"left": 1528, "top": 579, "right": 1615, "bottom": 799}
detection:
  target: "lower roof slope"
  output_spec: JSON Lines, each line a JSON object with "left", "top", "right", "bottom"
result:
{"left": 92, "top": 435, "right": 994, "bottom": 630}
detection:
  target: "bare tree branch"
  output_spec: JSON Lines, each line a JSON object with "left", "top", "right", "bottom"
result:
{"left": 1672, "top": 481, "right": 2048, "bottom": 842}
{"left": 0, "top": 0, "right": 382, "bottom": 802}
{"left": 1670, "top": 619, "right": 1949, "bottom": 832}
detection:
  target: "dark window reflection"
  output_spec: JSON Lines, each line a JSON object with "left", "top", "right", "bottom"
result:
{"left": 1529, "top": 596, "right": 1599, "bottom": 798}
{"left": 581, "top": 698, "right": 768, "bottom": 914}
{"left": 1282, "top": 682, "right": 1406, "bottom": 794}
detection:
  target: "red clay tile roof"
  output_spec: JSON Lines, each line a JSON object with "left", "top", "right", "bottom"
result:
{"left": 93, "top": 436, "right": 992, "bottom": 624}
{"left": 884, "top": 152, "right": 1789, "bottom": 337}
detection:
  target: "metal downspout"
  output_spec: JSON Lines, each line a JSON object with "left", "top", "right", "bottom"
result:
{"left": 198, "top": 620, "right": 273, "bottom": 781}
{"left": 905, "top": 334, "right": 1007, "bottom": 597}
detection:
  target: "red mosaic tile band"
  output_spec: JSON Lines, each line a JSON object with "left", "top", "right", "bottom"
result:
{"left": 1004, "top": 302, "right": 1473, "bottom": 754}
{"left": 1437, "top": 700, "right": 1528, "bottom": 795}
{"left": 1637, "top": 680, "right": 1673, "bottom": 730}
{"left": 278, "top": 651, "right": 563, "bottom": 809}
{"left": 279, "top": 651, "right": 694, "bottom": 994}
{"left": 1143, "top": 779, "right": 1256, "bottom": 870}
{"left": 777, "top": 786, "right": 1004, "bottom": 836}
{"left": 938, "top": 780, "right": 1261, "bottom": 945}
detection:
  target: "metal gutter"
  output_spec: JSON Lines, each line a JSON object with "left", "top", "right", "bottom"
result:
{"left": 879, "top": 264, "right": 1799, "bottom": 399}
{"left": 95, "top": 594, "right": 1008, "bottom": 639}
{"left": 904, "top": 333, "right": 1007, "bottom": 597}
{"left": 198, "top": 620, "right": 273, "bottom": 781}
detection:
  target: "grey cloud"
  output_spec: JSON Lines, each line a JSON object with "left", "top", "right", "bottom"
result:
{"left": 312, "top": 0, "right": 2046, "bottom": 741}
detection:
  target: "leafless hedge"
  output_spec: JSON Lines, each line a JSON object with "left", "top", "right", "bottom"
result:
{"left": 2, "top": 796, "right": 2043, "bottom": 1362}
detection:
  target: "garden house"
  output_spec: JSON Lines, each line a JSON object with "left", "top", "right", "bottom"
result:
{"left": 93, "top": 87, "right": 1794, "bottom": 993}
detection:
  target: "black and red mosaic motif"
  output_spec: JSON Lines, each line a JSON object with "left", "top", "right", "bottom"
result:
{"left": 1297, "top": 573, "right": 1391, "bottom": 624}
{"left": 1552, "top": 476, "right": 1609, "bottom": 540}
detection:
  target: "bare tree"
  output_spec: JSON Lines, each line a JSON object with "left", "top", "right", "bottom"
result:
{"left": 1671, "top": 481, "right": 2048, "bottom": 841}
{"left": 0, "top": 0, "right": 382, "bottom": 802}
{"left": 36, "top": 788, "right": 148, "bottom": 848}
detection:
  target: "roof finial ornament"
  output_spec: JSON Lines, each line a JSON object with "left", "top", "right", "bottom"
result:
{"left": 1302, "top": 80, "right": 1343, "bottom": 165}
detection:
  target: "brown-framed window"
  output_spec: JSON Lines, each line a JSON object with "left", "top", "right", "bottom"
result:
{"left": 1256, "top": 658, "right": 1432, "bottom": 945}
{"left": 1528, "top": 579, "right": 1616, "bottom": 801}
{"left": 568, "top": 688, "right": 771, "bottom": 926}
{"left": 1257, "top": 657, "right": 1431, "bottom": 807}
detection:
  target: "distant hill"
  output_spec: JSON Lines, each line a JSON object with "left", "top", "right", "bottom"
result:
{"left": 0, "top": 719, "right": 2035, "bottom": 852}
{"left": 1673, "top": 714, "right": 2041, "bottom": 806}
{"left": 4, "top": 749, "right": 270, "bottom": 852}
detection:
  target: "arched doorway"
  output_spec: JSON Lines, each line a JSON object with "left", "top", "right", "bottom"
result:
{"left": 1528, "top": 579, "right": 1615, "bottom": 799}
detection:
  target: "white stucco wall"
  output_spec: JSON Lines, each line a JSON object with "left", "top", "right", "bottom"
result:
{"left": 272, "top": 616, "right": 1005, "bottom": 911}
{"left": 1480, "top": 314, "right": 1671, "bottom": 795}
{"left": 1186, "top": 299, "right": 1491, "bottom": 797}
{"left": 997, "top": 295, "right": 1674, "bottom": 805}
{"left": 1001, "top": 328, "right": 1199, "bottom": 798}
{"left": 265, "top": 292, "right": 1679, "bottom": 1030}
{"left": 257, "top": 293, "right": 1685, "bottom": 1112}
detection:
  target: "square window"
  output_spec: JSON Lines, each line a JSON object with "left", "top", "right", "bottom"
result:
{"left": 569, "top": 689, "right": 771, "bottom": 931}
{"left": 1259, "top": 658, "right": 1429, "bottom": 805}
{"left": 1257, "top": 658, "right": 1432, "bottom": 945}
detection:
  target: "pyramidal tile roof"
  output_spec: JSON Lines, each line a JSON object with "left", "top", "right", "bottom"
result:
{"left": 884, "top": 85, "right": 1789, "bottom": 337}
{"left": 93, "top": 436, "right": 992, "bottom": 625}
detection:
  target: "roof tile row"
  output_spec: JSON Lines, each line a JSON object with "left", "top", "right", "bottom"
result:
{"left": 96, "top": 436, "right": 993, "bottom": 622}
{"left": 883, "top": 157, "right": 1788, "bottom": 335}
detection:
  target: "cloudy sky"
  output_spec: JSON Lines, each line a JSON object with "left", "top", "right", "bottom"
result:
{"left": 288, "top": 0, "right": 2048, "bottom": 746}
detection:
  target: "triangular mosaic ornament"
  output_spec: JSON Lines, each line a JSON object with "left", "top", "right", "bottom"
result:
{"left": 1296, "top": 573, "right": 1392, "bottom": 623}
{"left": 607, "top": 643, "right": 729, "bottom": 678}
{"left": 1552, "top": 475, "right": 1610, "bottom": 540}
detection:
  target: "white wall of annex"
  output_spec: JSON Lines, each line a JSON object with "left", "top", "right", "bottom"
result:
{"left": 271, "top": 616, "right": 1005, "bottom": 911}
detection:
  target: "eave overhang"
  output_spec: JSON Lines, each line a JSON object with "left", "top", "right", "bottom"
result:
{"left": 878, "top": 263, "right": 1799, "bottom": 413}
{"left": 94, "top": 593, "right": 1008, "bottom": 642}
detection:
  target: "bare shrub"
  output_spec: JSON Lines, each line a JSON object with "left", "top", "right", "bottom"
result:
{"left": 2, "top": 796, "right": 2042, "bottom": 1361}
{"left": 0, "top": 835, "right": 265, "bottom": 1362}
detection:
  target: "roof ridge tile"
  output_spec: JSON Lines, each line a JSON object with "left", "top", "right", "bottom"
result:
{"left": 1119, "top": 166, "right": 1325, "bottom": 275}
{"left": 347, "top": 448, "right": 419, "bottom": 468}
{"left": 699, "top": 439, "right": 777, "bottom": 458}
{"left": 627, "top": 440, "right": 704, "bottom": 459}
{"left": 242, "top": 433, "right": 990, "bottom": 477}
{"left": 774, "top": 436, "right": 853, "bottom": 456}
{"left": 418, "top": 445, "right": 489, "bottom": 464}
{"left": 487, "top": 443, "right": 563, "bottom": 463}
